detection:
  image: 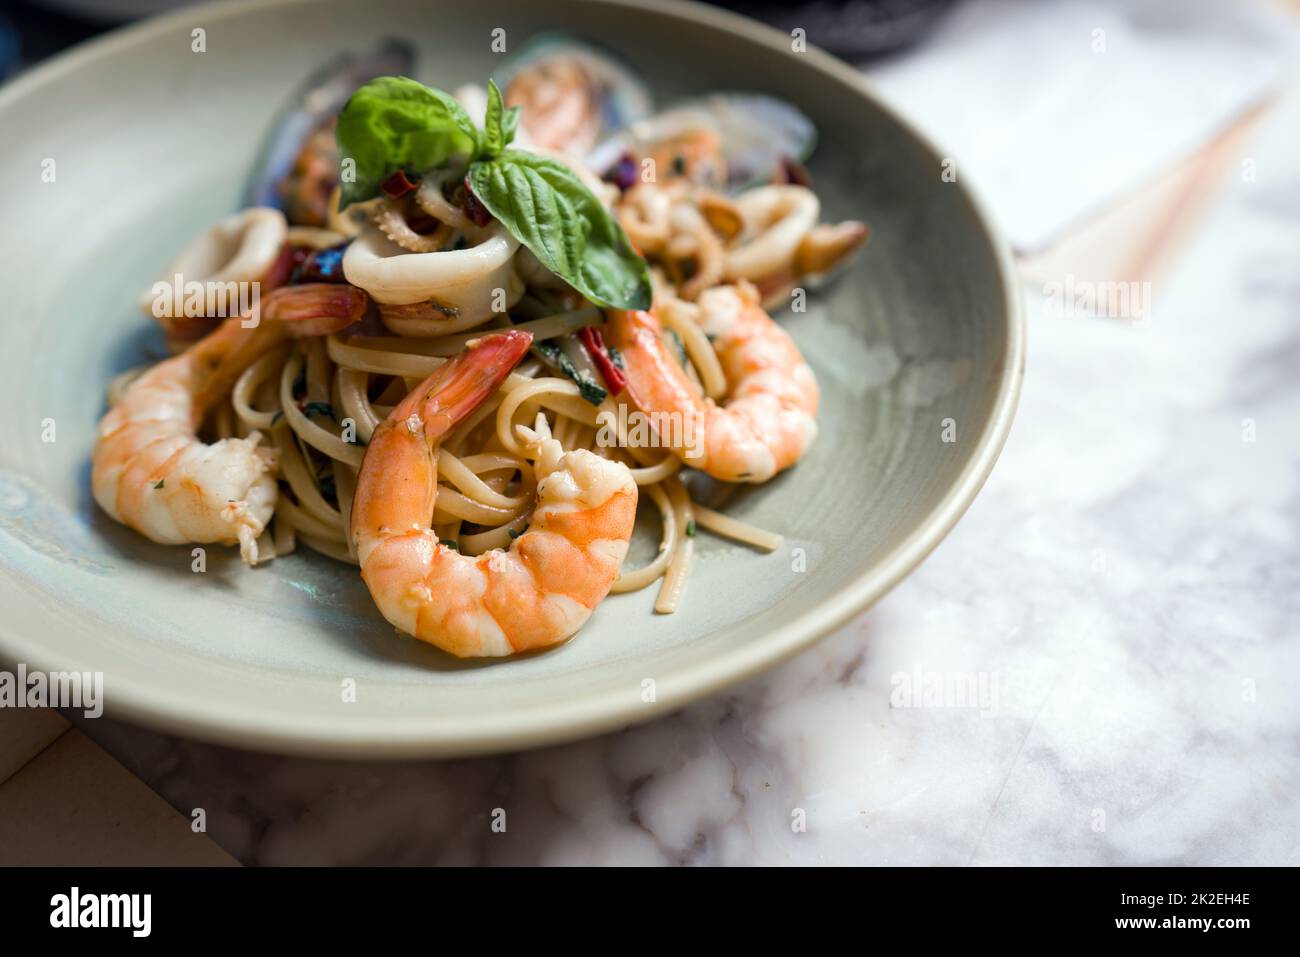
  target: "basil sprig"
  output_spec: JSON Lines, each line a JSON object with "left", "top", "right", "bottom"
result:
{"left": 469, "top": 150, "right": 650, "bottom": 310}
{"left": 336, "top": 76, "right": 478, "bottom": 210}
{"left": 336, "top": 77, "right": 651, "bottom": 310}
{"left": 480, "top": 79, "right": 520, "bottom": 159}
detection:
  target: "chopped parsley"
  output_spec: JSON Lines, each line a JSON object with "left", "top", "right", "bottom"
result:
{"left": 665, "top": 328, "right": 687, "bottom": 366}
{"left": 536, "top": 341, "right": 607, "bottom": 406}
{"left": 302, "top": 401, "right": 337, "bottom": 421}
{"left": 576, "top": 377, "right": 608, "bottom": 406}
{"left": 316, "top": 472, "right": 337, "bottom": 502}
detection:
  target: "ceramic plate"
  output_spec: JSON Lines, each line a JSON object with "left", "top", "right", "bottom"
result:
{"left": 0, "top": 0, "right": 1023, "bottom": 758}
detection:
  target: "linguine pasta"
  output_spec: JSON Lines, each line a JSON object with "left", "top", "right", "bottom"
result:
{"left": 208, "top": 269, "right": 781, "bottom": 615}
{"left": 99, "top": 60, "right": 866, "bottom": 647}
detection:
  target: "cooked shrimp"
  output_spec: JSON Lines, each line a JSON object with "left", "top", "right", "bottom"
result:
{"left": 93, "top": 283, "right": 368, "bottom": 563}
{"left": 351, "top": 330, "right": 639, "bottom": 658}
{"left": 605, "top": 281, "right": 818, "bottom": 483}
{"left": 506, "top": 57, "right": 603, "bottom": 154}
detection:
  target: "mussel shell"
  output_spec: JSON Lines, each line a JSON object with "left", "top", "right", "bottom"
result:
{"left": 243, "top": 39, "right": 416, "bottom": 215}
{"left": 494, "top": 33, "right": 653, "bottom": 154}
{"left": 589, "top": 93, "right": 817, "bottom": 193}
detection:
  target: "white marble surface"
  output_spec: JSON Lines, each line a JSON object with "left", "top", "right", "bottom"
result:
{"left": 868, "top": 0, "right": 1288, "bottom": 251}
{"left": 72, "top": 28, "right": 1300, "bottom": 868}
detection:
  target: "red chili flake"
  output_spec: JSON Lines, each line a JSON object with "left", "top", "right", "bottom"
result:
{"left": 263, "top": 243, "right": 308, "bottom": 290}
{"left": 462, "top": 176, "right": 492, "bottom": 227}
{"left": 579, "top": 324, "right": 627, "bottom": 396}
{"left": 381, "top": 169, "right": 419, "bottom": 198}
{"left": 779, "top": 156, "right": 813, "bottom": 188}
{"left": 604, "top": 152, "right": 639, "bottom": 191}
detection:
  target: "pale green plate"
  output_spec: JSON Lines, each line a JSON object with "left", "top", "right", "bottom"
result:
{"left": 0, "top": 0, "right": 1023, "bottom": 758}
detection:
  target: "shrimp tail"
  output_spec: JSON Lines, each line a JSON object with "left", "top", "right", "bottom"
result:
{"left": 93, "top": 282, "right": 370, "bottom": 562}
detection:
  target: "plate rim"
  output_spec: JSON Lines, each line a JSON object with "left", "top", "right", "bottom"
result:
{"left": 0, "top": 0, "right": 1025, "bottom": 759}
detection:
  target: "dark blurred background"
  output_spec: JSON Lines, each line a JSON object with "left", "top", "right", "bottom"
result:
{"left": 0, "top": 0, "right": 959, "bottom": 78}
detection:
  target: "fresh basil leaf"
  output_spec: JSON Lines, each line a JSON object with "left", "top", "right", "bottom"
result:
{"left": 535, "top": 341, "right": 607, "bottom": 405}
{"left": 336, "top": 76, "right": 479, "bottom": 209}
{"left": 469, "top": 150, "right": 652, "bottom": 310}
{"left": 501, "top": 107, "right": 520, "bottom": 151}
{"left": 481, "top": 79, "right": 521, "bottom": 159}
